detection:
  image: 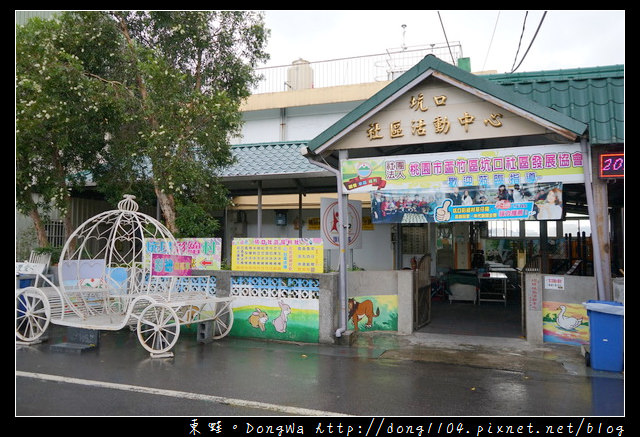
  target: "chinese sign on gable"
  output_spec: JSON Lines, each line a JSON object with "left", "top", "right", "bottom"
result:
{"left": 231, "top": 238, "right": 324, "bottom": 273}
{"left": 365, "top": 91, "right": 506, "bottom": 141}
{"left": 331, "top": 80, "right": 553, "bottom": 151}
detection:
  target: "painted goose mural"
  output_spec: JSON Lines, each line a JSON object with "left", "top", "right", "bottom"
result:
{"left": 556, "top": 305, "right": 583, "bottom": 331}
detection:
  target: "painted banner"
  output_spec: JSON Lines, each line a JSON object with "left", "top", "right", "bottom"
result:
{"left": 371, "top": 182, "right": 564, "bottom": 223}
{"left": 341, "top": 144, "right": 584, "bottom": 193}
{"left": 231, "top": 238, "right": 324, "bottom": 273}
{"left": 145, "top": 238, "right": 221, "bottom": 270}
{"left": 151, "top": 254, "right": 193, "bottom": 276}
{"left": 320, "top": 198, "right": 362, "bottom": 249}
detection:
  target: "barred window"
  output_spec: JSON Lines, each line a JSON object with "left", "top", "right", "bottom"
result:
{"left": 45, "top": 220, "right": 65, "bottom": 247}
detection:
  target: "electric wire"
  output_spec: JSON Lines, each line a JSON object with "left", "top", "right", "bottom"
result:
{"left": 482, "top": 11, "right": 501, "bottom": 71}
{"left": 510, "top": 11, "right": 547, "bottom": 73}
{"left": 437, "top": 11, "right": 456, "bottom": 65}
{"left": 510, "top": 11, "right": 529, "bottom": 73}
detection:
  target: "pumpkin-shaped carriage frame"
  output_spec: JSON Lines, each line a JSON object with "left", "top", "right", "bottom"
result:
{"left": 16, "top": 195, "right": 233, "bottom": 357}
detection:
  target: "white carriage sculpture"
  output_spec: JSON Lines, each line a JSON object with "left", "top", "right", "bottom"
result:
{"left": 16, "top": 195, "right": 234, "bottom": 357}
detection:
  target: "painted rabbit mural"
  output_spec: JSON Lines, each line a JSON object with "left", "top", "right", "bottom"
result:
{"left": 248, "top": 308, "right": 268, "bottom": 331}
{"left": 230, "top": 295, "right": 320, "bottom": 343}
{"left": 273, "top": 300, "right": 292, "bottom": 333}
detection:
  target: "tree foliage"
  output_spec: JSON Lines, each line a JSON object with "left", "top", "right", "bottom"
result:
{"left": 16, "top": 11, "right": 270, "bottom": 240}
{"left": 16, "top": 14, "right": 128, "bottom": 245}
{"left": 104, "top": 11, "right": 270, "bottom": 232}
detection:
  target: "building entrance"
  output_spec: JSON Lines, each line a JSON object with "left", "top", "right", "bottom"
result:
{"left": 419, "top": 298, "right": 522, "bottom": 338}
{"left": 402, "top": 222, "right": 524, "bottom": 339}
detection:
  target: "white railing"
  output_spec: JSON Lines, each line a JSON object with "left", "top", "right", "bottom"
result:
{"left": 251, "top": 43, "right": 463, "bottom": 94}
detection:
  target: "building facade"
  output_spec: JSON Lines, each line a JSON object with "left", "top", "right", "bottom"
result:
{"left": 219, "top": 55, "right": 623, "bottom": 344}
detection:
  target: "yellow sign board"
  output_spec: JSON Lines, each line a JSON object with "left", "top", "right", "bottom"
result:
{"left": 231, "top": 238, "right": 324, "bottom": 273}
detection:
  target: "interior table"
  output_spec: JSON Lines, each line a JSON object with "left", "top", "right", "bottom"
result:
{"left": 477, "top": 272, "right": 508, "bottom": 306}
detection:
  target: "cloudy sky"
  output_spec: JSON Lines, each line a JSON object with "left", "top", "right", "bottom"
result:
{"left": 261, "top": 10, "right": 625, "bottom": 74}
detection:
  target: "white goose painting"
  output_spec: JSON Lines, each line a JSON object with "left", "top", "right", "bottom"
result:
{"left": 556, "top": 305, "right": 583, "bottom": 331}
{"left": 543, "top": 302, "right": 589, "bottom": 345}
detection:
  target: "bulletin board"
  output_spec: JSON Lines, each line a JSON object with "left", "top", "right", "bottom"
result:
{"left": 231, "top": 238, "right": 324, "bottom": 273}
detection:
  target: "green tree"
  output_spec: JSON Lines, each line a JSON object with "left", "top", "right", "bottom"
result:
{"left": 16, "top": 15, "right": 128, "bottom": 246}
{"left": 17, "top": 11, "right": 270, "bottom": 243}
{"left": 106, "top": 11, "right": 270, "bottom": 233}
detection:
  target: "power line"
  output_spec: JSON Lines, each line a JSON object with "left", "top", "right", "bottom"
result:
{"left": 510, "top": 11, "right": 529, "bottom": 73}
{"left": 510, "top": 11, "right": 548, "bottom": 73}
{"left": 437, "top": 11, "right": 456, "bottom": 65}
{"left": 482, "top": 11, "right": 501, "bottom": 71}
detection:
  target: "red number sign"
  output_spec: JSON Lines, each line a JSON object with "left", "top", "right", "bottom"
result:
{"left": 599, "top": 153, "right": 624, "bottom": 178}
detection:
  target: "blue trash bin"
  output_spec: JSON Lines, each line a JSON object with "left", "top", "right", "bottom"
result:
{"left": 583, "top": 300, "right": 624, "bottom": 372}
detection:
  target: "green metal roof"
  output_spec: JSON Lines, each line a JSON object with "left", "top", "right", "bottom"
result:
{"left": 484, "top": 65, "right": 624, "bottom": 145}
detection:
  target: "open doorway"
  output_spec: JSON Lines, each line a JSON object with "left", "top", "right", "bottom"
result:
{"left": 419, "top": 297, "right": 523, "bottom": 338}
{"left": 402, "top": 222, "right": 524, "bottom": 339}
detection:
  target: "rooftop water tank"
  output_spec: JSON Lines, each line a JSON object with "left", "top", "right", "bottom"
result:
{"left": 287, "top": 58, "right": 314, "bottom": 90}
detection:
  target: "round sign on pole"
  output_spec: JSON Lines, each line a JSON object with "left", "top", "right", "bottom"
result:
{"left": 320, "top": 198, "right": 362, "bottom": 249}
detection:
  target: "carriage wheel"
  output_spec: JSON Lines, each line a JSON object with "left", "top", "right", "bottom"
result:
{"left": 137, "top": 304, "right": 180, "bottom": 354}
{"left": 16, "top": 287, "right": 51, "bottom": 343}
{"left": 211, "top": 300, "right": 234, "bottom": 339}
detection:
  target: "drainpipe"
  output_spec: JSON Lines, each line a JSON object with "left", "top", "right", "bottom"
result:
{"left": 580, "top": 135, "right": 605, "bottom": 300}
{"left": 301, "top": 147, "right": 348, "bottom": 338}
{"left": 257, "top": 180, "right": 263, "bottom": 238}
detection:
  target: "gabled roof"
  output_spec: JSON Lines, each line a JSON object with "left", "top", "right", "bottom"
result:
{"left": 222, "top": 60, "right": 622, "bottom": 184}
{"left": 305, "top": 54, "right": 589, "bottom": 155}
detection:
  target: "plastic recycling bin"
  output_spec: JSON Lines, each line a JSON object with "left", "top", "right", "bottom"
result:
{"left": 583, "top": 300, "right": 624, "bottom": 372}
{"left": 18, "top": 278, "right": 33, "bottom": 288}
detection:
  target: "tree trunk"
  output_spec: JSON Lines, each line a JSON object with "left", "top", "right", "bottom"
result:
{"left": 117, "top": 14, "right": 179, "bottom": 235}
{"left": 155, "top": 186, "right": 178, "bottom": 234}
{"left": 28, "top": 208, "right": 49, "bottom": 248}
{"left": 62, "top": 193, "right": 76, "bottom": 253}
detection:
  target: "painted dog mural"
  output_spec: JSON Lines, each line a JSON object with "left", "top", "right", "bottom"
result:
{"left": 348, "top": 298, "right": 380, "bottom": 331}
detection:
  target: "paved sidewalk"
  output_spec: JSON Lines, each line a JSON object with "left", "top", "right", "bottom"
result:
{"left": 17, "top": 325, "right": 624, "bottom": 417}
{"left": 345, "top": 330, "right": 623, "bottom": 378}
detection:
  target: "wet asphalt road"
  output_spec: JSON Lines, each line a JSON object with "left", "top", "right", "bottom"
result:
{"left": 16, "top": 325, "right": 624, "bottom": 420}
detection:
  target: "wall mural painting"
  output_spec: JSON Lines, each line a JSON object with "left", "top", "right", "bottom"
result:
{"left": 542, "top": 301, "right": 589, "bottom": 346}
{"left": 348, "top": 295, "right": 398, "bottom": 332}
{"left": 230, "top": 297, "right": 319, "bottom": 343}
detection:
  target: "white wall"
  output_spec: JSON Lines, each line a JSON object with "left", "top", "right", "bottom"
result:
{"left": 233, "top": 109, "right": 282, "bottom": 144}
{"left": 232, "top": 101, "right": 360, "bottom": 144}
{"left": 236, "top": 208, "right": 394, "bottom": 271}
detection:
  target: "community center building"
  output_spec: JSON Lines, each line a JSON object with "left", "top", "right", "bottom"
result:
{"left": 216, "top": 53, "right": 623, "bottom": 346}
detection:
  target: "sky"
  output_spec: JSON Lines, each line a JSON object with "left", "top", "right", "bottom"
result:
{"left": 261, "top": 10, "right": 625, "bottom": 74}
